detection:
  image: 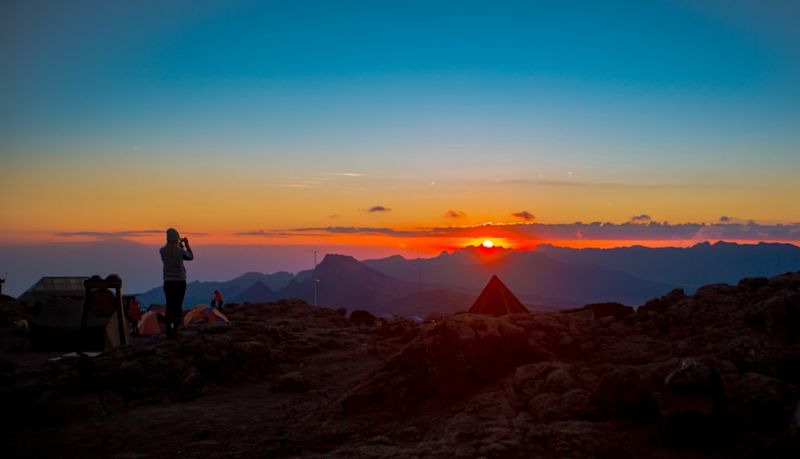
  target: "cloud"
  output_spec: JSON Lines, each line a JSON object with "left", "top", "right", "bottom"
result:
{"left": 368, "top": 206, "right": 391, "bottom": 213}
{"left": 55, "top": 230, "right": 163, "bottom": 238}
{"left": 55, "top": 230, "right": 212, "bottom": 241}
{"left": 445, "top": 210, "right": 466, "bottom": 219}
{"left": 492, "top": 179, "right": 711, "bottom": 190}
{"left": 323, "top": 172, "right": 365, "bottom": 177}
{"left": 629, "top": 214, "right": 652, "bottom": 224}
{"left": 719, "top": 216, "right": 732, "bottom": 223}
{"left": 239, "top": 220, "right": 800, "bottom": 243}
{"left": 511, "top": 211, "right": 535, "bottom": 221}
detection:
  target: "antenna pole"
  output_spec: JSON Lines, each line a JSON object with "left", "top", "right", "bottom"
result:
{"left": 312, "top": 249, "right": 319, "bottom": 306}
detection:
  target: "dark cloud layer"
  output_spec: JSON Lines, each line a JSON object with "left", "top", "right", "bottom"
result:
{"left": 241, "top": 220, "right": 800, "bottom": 243}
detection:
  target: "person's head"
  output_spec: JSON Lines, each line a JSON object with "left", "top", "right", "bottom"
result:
{"left": 166, "top": 228, "right": 180, "bottom": 244}
{"left": 164, "top": 228, "right": 182, "bottom": 255}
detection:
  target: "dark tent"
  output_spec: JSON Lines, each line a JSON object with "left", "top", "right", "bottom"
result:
{"left": 468, "top": 275, "right": 529, "bottom": 316}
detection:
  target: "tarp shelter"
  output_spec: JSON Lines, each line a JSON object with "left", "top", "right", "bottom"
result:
{"left": 19, "top": 276, "right": 88, "bottom": 309}
{"left": 28, "top": 276, "right": 129, "bottom": 351}
{"left": 468, "top": 275, "right": 529, "bottom": 316}
{"left": 184, "top": 304, "right": 229, "bottom": 327}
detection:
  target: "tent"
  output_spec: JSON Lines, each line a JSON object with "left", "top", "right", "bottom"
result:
{"left": 468, "top": 275, "right": 529, "bottom": 316}
{"left": 138, "top": 310, "right": 166, "bottom": 336}
{"left": 183, "top": 304, "right": 229, "bottom": 327}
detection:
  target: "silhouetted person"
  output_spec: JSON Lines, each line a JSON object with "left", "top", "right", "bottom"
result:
{"left": 160, "top": 228, "right": 194, "bottom": 339}
{"left": 0, "top": 275, "right": 4, "bottom": 297}
{"left": 211, "top": 290, "right": 224, "bottom": 311}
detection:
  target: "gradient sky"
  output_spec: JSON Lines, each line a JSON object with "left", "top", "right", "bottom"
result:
{"left": 2, "top": 0, "right": 799, "bottom": 251}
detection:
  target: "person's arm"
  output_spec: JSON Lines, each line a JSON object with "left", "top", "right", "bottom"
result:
{"left": 181, "top": 238, "right": 194, "bottom": 260}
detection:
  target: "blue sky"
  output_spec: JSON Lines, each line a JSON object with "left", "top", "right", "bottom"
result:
{"left": 1, "top": 0, "right": 799, "bottom": 238}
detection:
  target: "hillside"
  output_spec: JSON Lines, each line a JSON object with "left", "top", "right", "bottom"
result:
{"left": 2, "top": 272, "right": 798, "bottom": 457}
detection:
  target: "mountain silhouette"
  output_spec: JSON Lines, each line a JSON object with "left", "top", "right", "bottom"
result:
{"left": 235, "top": 280, "right": 274, "bottom": 304}
{"left": 136, "top": 271, "right": 293, "bottom": 308}
{"left": 538, "top": 241, "right": 800, "bottom": 289}
{"left": 365, "top": 247, "right": 675, "bottom": 307}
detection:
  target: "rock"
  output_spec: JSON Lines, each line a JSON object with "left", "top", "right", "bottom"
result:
{"left": 739, "top": 277, "right": 770, "bottom": 290}
{"left": 272, "top": 372, "right": 311, "bottom": 393}
{"left": 639, "top": 288, "right": 686, "bottom": 313}
{"left": 560, "top": 302, "right": 634, "bottom": 320}
{"left": 592, "top": 367, "right": 658, "bottom": 419}
{"left": 729, "top": 372, "right": 797, "bottom": 433}
{"left": 342, "top": 314, "right": 541, "bottom": 413}
{"left": 661, "top": 359, "right": 725, "bottom": 447}
{"left": 349, "top": 310, "right": 376, "bottom": 326}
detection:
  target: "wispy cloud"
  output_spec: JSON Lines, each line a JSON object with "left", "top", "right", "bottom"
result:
{"left": 55, "top": 230, "right": 163, "bottom": 238}
{"left": 511, "top": 211, "right": 535, "bottom": 221}
{"left": 445, "top": 210, "right": 466, "bottom": 219}
{"left": 493, "top": 179, "right": 711, "bottom": 189}
{"left": 367, "top": 205, "right": 391, "bottom": 213}
{"left": 323, "top": 172, "right": 366, "bottom": 177}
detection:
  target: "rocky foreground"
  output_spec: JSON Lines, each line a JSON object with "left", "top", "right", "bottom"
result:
{"left": 2, "top": 274, "right": 800, "bottom": 458}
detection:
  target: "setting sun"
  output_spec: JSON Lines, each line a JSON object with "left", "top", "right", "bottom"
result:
{"left": 481, "top": 240, "right": 494, "bottom": 249}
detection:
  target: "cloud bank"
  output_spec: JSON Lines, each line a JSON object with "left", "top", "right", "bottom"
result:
{"left": 240, "top": 220, "right": 800, "bottom": 243}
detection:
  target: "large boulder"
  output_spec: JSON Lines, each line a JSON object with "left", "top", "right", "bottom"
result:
{"left": 342, "top": 314, "right": 543, "bottom": 413}
{"left": 638, "top": 288, "right": 686, "bottom": 314}
{"left": 660, "top": 359, "right": 725, "bottom": 447}
{"left": 592, "top": 367, "right": 658, "bottom": 419}
{"left": 349, "top": 310, "right": 377, "bottom": 326}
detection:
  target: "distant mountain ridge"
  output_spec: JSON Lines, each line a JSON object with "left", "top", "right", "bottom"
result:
{"left": 364, "top": 246, "right": 676, "bottom": 307}
{"left": 134, "top": 242, "right": 800, "bottom": 316}
{"left": 136, "top": 271, "right": 294, "bottom": 308}
{"left": 537, "top": 241, "right": 800, "bottom": 289}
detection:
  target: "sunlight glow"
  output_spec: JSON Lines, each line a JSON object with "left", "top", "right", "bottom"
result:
{"left": 481, "top": 239, "right": 494, "bottom": 249}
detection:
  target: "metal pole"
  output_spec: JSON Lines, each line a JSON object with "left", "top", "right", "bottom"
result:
{"left": 313, "top": 249, "right": 319, "bottom": 306}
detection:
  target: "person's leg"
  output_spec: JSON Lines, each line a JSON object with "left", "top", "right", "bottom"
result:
{"left": 174, "top": 281, "right": 186, "bottom": 333}
{"left": 163, "top": 281, "right": 177, "bottom": 337}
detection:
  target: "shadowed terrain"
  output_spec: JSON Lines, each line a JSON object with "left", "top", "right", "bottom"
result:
{"left": 1, "top": 272, "right": 799, "bottom": 458}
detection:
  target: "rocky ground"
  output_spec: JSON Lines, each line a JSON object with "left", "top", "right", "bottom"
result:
{"left": 1, "top": 273, "right": 799, "bottom": 458}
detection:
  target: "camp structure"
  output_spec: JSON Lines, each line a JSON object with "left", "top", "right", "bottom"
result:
{"left": 27, "top": 275, "right": 130, "bottom": 351}
{"left": 468, "top": 275, "right": 529, "bottom": 316}
{"left": 19, "top": 276, "right": 88, "bottom": 309}
{"left": 183, "top": 304, "right": 229, "bottom": 327}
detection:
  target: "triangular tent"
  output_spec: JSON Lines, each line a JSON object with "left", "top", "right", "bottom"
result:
{"left": 468, "top": 275, "right": 529, "bottom": 316}
{"left": 183, "top": 304, "right": 229, "bottom": 327}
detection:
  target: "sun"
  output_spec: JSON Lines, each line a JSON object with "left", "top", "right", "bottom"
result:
{"left": 481, "top": 239, "right": 494, "bottom": 249}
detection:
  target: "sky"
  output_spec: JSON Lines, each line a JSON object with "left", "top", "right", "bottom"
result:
{"left": 2, "top": 0, "right": 800, "bottom": 263}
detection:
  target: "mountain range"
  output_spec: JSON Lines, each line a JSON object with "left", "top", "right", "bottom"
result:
{"left": 133, "top": 241, "right": 800, "bottom": 318}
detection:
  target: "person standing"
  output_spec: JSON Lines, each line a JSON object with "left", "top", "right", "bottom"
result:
{"left": 160, "top": 228, "right": 194, "bottom": 339}
{"left": 211, "top": 290, "right": 224, "bottom": 311}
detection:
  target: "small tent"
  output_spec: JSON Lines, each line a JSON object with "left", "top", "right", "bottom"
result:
{"left": 183, "top": 304, "right": 229, "bottom": 327}
{"left": 138, "top": 310, "right": 167, "bottom": 336}
{"left": 468, "top": 275, "right": 529, "bottom": 316}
